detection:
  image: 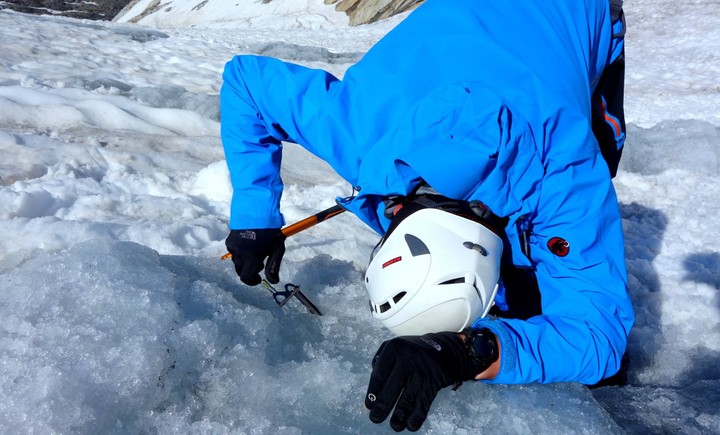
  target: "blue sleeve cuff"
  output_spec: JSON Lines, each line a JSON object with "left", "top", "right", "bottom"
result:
{"left": 471, "top": 318, "right": 517, "bottom": 383}
{"left": 229, "top": 212, "right": 285, "bottom": 230}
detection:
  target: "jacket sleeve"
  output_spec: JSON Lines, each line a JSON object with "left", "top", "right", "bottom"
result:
{"left": 220, "top": 55, "right": 343, "bottom": 229}
{"left": 472, "top": 148, "right": 634, "bottom": 385}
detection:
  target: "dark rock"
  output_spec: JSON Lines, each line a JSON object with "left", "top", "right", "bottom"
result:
{"left": 0, "top": 0, "right": 131, "bottom": 20}
{"left": 327, "top": 0, "right": 424, "bottom": 25}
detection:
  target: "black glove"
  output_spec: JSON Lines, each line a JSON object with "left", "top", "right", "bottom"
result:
{"left": 365, "top": 329, "right": 498, "bottom": 432}
{"left": 225, "top": 228, "right": 286, "bottom": 286}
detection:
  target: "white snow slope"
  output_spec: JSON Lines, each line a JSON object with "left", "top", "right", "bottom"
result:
{"left": 0, "top": 0, "right": 719, "bottom": 433}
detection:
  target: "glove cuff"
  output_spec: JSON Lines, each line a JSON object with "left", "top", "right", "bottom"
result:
{"left": 226, "top": 228, "right": 285, "bottom": 249}
{"left": 416, "top": 330, "right": 495, "bottom": 384}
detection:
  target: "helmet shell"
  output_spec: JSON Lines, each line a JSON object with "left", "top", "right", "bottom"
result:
{"left": 365, "top": 208, "right": 502, "bottom": 336}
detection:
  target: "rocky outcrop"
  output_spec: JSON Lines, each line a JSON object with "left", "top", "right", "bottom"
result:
{"left": 113, "top": 0, "right": 163, "bottom": 24}
{"left": 326, "top": 0, "right": 423, "bottom": 26}
{"left": 0, "top": 0, "right": 129, "bottom": 20}
{"left": 0, "top": 0, "right": 421, "bottom": 27}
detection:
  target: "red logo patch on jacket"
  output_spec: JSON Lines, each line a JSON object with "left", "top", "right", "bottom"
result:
{"left": 548, "top": 237, "right": 570, "bottom": 257}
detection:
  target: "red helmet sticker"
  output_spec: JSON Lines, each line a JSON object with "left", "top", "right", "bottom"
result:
{"left": 382, "top": 256, "right": 402, "bottom": 268}
{"left": 548, "top": 237, "right": 570, "bottom": 257}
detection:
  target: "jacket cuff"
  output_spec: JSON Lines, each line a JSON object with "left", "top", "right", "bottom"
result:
{"left": 229, "top": 212, "right": 285, "bottom": 230}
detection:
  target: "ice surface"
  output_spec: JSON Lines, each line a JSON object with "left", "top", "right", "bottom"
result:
{"left": 0, "top": 240, "right": 624, "bottom": 433}
{"left": 248, "top": 41, "right": 363, "bottom": 64}
{"left": 620, "top": 120, "right": 720, "bottom": 175}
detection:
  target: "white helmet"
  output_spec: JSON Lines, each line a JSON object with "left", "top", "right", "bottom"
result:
{"left": 365, "top": 204, "right": 503, "bottom": 336}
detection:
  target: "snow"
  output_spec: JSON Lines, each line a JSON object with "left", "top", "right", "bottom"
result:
{"left": 0, "top": 0, "right": 719, "bottom": 433}
{"left": 113, "top": 0, "right": 350, "bottom": 30}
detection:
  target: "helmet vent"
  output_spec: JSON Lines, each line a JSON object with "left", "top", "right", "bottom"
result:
{"left": 439, "top": 277, "right": 465, "bottom": 285}
{"left": 405, "top": 234, "right": 430, "bottom": 256}
{"left": 371, "top": 291, "right": 408, "bottom": 314}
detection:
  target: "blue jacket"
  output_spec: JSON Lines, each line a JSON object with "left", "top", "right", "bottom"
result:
{"left": 220, "top": 0, "right": 634, "bottom": 385}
